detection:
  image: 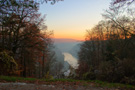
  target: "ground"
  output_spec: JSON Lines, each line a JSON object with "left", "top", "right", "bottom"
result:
{"left": 0, "top": 82, "right": 120, "bottom": 90}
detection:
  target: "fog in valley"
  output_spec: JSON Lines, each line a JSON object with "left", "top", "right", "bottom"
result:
{"left": 1, "top": 0, "right": 135, "bottom": 87}
{"left": 51, "top": 38, "right": 82, "bottom": 77}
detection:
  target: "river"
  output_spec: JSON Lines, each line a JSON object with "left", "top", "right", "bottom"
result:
{"left": 63, "top": 52, "right": 78, "bottom": 69}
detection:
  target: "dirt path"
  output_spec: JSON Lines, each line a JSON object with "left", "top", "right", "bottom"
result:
{"left": 0, "top": 82, "right": 118, "bottom": 90}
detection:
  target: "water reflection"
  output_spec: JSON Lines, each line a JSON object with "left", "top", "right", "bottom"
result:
{"left": 63, "top": 52, "right": 78, "bottom": 69}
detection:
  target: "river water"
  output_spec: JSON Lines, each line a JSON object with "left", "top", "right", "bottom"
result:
{"left": 63, "top": 52, "right": 78, "bottom": 69}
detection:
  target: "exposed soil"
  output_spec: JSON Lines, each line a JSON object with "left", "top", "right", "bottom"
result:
{"left": 0, "top": 82, "right": 120, "bottom": 90}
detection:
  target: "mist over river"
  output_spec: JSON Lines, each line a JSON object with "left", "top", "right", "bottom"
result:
{"left": 63, "top": 52, "right": 78, "bottom": 69}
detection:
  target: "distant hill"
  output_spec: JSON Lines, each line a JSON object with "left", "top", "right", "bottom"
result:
{"left": 52, "top": 38, "right": 82, "bottom": 43}
{"left": 51, "top": 38, "right": 83, "bottom": 72}
{"left": 52, "top": 38, "right": 83, "bottom": 52}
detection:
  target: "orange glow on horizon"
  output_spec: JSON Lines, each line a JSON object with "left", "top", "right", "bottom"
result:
{"left": 54, "top": 36, "right": 84, "bottom": 41}
{"left": 53, "top": 29, "right": 85, "bottom": 41}
{"left": 54, "top": 34, "right": 85, "bottom": 41}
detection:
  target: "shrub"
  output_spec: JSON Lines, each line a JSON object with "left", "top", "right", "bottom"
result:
{"left": 0, "top": 50, "right": 18, "bottom": 75}
{"left": 82, "top": 71, "right": 96, "bottom": 80}
{"left": 45, "top": 71, "right": 53, "bottom": 80}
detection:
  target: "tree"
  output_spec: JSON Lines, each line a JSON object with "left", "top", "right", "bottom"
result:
{"left": 111, "top": 0, "right": 135, "bottom": 11}
{"left": 0, "top": 0, "right": 39, "bottom": 53}
{"left": 77, "top": 8, "right": 135, "bottom": 83}
{"left": 0, "top": 0, "right": 55, "bottom": 78}
{"left": 38, "top": 0, "right": 64, "bottom": 4}
{"left": 0, "top": 50, "right": 17, "bottom": 75}
{"left": 112, "top": 0, "right": 135, "bottom": 5}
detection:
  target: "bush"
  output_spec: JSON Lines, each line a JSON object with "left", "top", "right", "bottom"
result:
{"left": 96, "top": 58, "right": 135, "bottom": 85}
{"left": 119, "top": 58, "right": 135, "bottom": 84}
{"left": 97, "top": 61, "right": 114, "bottom": 82}
{"left": 0, "top": 50, "right": 18, "bottom": 75}
{"left": 82, "top": 71, "right": 96, "bottom": 80}
{"left": 45, "top": 71, "right": 53, "bottom": 80}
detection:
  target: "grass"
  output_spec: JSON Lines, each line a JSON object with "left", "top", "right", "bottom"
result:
{"left": 0, "top": 75, "right": 36, "bottom": 82}
{"left": 87, "top": 80, "right": 135, "bottom": 89}
{"left": 0, "top": 76, "right": 135, "bottom": 89}
{"left": 45, "top": 78, "right": 80, "bottom": 82}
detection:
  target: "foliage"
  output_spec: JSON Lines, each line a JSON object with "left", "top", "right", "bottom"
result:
{"left": 39, "top": 0, "right": 63, "bottom": 4}
{"left": 82, "top": 71, "right": 95, "bottom": 80}
{"left": 0, "top": 0, "right": 54, "bottom": 78}
{"left": 0, "top": 76, "right": 36, "bottom": 82}
{"left": 77, "top": 1, "right": 135, "bottom": 85}
{"left": 0, "top": 51, "right": 18, "bottom": 75}
{"left": 112, "top": 0, "right": 135, "bottom": 6}
{"left": 44, "top": 71, "right": 53, "bottom": 80}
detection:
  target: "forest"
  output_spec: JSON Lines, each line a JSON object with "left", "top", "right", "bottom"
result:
{"left": 77, "top": 0, "right": 135, "bottom": 85}
{"left": 0, "top": 0, "right": 135, "bottom": 86}
{"left": 0, "top": 0, "right": 56, "bottom": 78}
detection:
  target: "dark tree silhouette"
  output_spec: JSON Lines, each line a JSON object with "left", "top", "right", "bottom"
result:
{"left": 0, "top": 0, "right": 55, "bottom": 78}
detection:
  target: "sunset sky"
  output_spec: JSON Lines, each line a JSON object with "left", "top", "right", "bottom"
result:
{"left": 39, "top": 0, "right": 111, "bottom": 40}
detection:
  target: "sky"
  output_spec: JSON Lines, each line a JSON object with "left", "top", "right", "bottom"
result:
{"left": 39, "top": 0, "right": 111, "bottom": 40}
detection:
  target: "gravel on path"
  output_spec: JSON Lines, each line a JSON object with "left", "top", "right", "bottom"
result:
{"left": 0, "top": 82, "right": 118, "bottom": 90}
